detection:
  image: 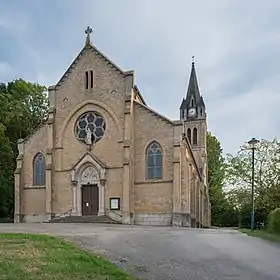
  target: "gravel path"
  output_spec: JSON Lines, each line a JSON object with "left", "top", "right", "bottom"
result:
{"left": 1, "top": 223, "right": 280, "bottom": 280}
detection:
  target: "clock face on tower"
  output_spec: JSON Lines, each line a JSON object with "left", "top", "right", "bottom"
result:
{"left": 188, "top": 108, "right": 196, "bottom": 117}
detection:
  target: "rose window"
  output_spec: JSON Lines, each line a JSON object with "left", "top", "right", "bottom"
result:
{"left": 75, "top": 111, "right": 106, "bottom": 144}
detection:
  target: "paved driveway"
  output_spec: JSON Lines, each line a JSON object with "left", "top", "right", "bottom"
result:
{"left": 1, "top": 224, "right": 280, "bottom": 280}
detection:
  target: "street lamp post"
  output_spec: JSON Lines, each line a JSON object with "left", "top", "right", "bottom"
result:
{"left": 248, "top": 137, "right": 260, "bottom": 231}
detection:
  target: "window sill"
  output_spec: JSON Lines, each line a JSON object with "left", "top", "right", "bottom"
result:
{"left": 24, "top": 185, "right": 46, "bottom": 189}
{"left": 135, "top": 180, "right": 172, "bottom": 185}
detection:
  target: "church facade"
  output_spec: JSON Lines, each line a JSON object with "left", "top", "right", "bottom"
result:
{"left": 14, "top": 27, "right": 211, "bottom": 227}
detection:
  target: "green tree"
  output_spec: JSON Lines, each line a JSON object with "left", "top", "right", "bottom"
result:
{"left": 206, "top": 132, "right": 233, "bottom": 226}
{"left": 0, "top": 79, "right": 48, "bottom": 220}
{"left": 225, "top": 138, "right": 280, "bottom": 226}
{"left": 268, "top": 208, "right": 280, "bottom": 234}
{"left": 0, "top": 124, "right": 14, "bottom": 219}
{"left": 226, "top": 186, "right": 251, "bottom": 227}
{"left": 3, "top": 79, "right": 48, "bottom": 148}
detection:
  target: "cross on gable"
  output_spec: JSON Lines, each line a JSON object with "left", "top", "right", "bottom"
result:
{"left": 85, "top": 26, "right": 93, "bottom": 45}
{"left": 85, "top": 26, "right": 93, "bottom": 36}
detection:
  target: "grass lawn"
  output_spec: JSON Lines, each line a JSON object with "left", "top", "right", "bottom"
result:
{"left": 0, "top": 233, "right": 135, "bottom": 280}
{"left": 240, "top": 228, "right": 280, "bottom": 244}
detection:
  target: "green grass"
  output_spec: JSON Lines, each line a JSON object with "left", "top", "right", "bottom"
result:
{"left": 240, "top": 229, "right": 280, "bottom": 244}
{"left": 0, "top": 233, "right": 135, "bottom": 280}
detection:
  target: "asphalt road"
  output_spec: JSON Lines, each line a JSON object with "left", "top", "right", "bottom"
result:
{"left": 1, "top": 223, "right": 280, "bottom": 280}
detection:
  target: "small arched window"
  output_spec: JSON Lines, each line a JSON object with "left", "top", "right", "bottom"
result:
{"left": 33, "top": 153, "right": 46, "bottom": 186}
{"left": 146, "top": 142, "right": 163, "bottom": 180}
{"left": 191, "top": 98, "right": 194, "bottom": 107}
{"left": 187, "top": 128, "right": 192, "bottom": 143}
{"left": 193, "top": 128, "right": 198, "bottom": 145}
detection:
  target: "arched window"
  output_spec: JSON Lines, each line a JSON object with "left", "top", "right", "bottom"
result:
{"left": 191, "top": 98, "right": 194, "bottom": 107}
{"left": 33, "top": 153, "right": 46, "bottom": 186}
{"left": 193, "top": 128, "right": 198, "bottom": 145}
{"left": 187, "top": 128, "right": 192, "bottom": 143}
{"left": 146, "top": 142, "right": 163, "bottom": 179}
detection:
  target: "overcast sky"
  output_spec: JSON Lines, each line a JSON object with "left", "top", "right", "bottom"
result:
{"left": 0, "top": 0, "right": 279, "bottom": 154}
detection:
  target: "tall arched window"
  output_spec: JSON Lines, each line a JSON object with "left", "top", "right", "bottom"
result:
{"left": 193, "top": 128, "right": 198, "bottom": 145}
{"left": 146, "top": 142, "right": 163, "bottom": 179}
{"left": 187, "top": 128, "right": 192, "bottom": 143}
{"left": 33, "top": 153, "right": 46, "bottom": 186}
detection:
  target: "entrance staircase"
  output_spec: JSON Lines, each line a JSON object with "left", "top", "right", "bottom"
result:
{"left": 49, "top": 214, "right": 120, "bottom": 224}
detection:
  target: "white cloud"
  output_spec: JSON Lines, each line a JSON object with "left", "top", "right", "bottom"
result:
{"left": 1, "top": 0, "right": 280, "bottom": 154}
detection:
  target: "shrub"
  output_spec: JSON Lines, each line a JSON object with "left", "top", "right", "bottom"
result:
{"left": 268, "top": 208, "right": 280, "bottom": 234}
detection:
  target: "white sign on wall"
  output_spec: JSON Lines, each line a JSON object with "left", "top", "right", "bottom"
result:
{"left": 110, "top": 198, "right": 120, "bottom": 210}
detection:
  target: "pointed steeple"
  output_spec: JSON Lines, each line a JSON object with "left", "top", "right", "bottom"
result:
{"left": 186, "top": 56, "right": 200, "bottom": 104}
{"left": 179, "top": 57, "right": 206, "bottom": 120}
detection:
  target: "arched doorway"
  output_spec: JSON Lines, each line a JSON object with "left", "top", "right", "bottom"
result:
{"left": 70, "top": 153, "right": 106, "bottom": 216}
{"left": 71, "top": 163, "right": 105, "bottom": 216}
{"left": 80, "top": 166, "right": 99, "bottom": 215}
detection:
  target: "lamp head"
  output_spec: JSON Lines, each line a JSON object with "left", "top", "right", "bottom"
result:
{"left": 248, "top": 137, "right": 260, "bottom": 149}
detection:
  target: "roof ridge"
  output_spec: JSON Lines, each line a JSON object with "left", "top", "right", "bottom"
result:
{"left": 89, "top": 43, "right": 125, "bottom": 74}
{"left": 134, "top": 100, "right": 174, "bottom": 125}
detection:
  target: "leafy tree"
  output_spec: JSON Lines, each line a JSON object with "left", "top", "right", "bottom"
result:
{"left": 225, "top": 138, "right": 280, "bottom": 227}
{"left": 206, "top": 132, "right": 233, "bottom": 226}
{"left": 268, "top": 208, "right": 280, "bottom": 234}
{"left": 3, "top": 79, "right": 48, "bottom": 148}
{"left": 0, "top": 124, "right": 14, "bottom": 218}
{"left": 0, "top": 79, "right": 48, "bottom": 220}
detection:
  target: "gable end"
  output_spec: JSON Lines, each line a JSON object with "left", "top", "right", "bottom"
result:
{"left": 54, "top": 43, "right": 129, "bottom": 90}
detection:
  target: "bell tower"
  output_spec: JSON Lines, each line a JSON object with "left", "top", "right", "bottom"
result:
{"left": 180, "top": 58, "right": 207, "bottom": 185}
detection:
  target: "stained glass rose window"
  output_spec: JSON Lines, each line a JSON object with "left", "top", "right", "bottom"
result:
{"left": 75, "top": 111, "right": 106, "bottom": 144}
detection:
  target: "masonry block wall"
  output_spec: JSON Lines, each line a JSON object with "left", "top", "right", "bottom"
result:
{"left": 14, "top": 28, "right": 211, "bottom": 227}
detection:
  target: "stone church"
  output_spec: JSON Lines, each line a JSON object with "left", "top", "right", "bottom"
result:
{"left": 14, "top": 27, "right": 211, "bottom": 227}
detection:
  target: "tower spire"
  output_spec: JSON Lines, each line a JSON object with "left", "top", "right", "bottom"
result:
{"left": 85, "top": 26, "right": 93, "bottom": 45}
{"left": 186, "top": 56, "right": 200, "bottom": 103}
{"left": 179, "top": 57, "right": 206, "bottom": 119}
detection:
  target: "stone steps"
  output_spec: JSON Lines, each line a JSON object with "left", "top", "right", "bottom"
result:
{"left": 49, "top": 215, "right": 120, "bottom": 224}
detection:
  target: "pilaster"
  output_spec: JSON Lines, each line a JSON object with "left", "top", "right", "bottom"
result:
{"left": 14, "top": 139, "right": 25, "bottom": 223}
{"left": 195, "top": 179, "right": 200, "bottom": 227}
{"left": 186, "top": 163, "right": 191, "bottom": 214}
{"left": 172, "top": 142, "right": 181, "bottom": 226}
{"left": 189, "top": 165, "right": 196, "bottom": 227}
{"left": 182, "top": 139, "right": 192, "bottom": 227}
{"left": 181, "top": 159, "right": 191, "bottom": 227}
{"left": 48, "top": 85, "right": 56, "bottom": 108}
{"left": 129, "top": 83, "right": 136, "bottom": 224}
{"left": 122, "top": 72, "right": 134, "bottom": 224}
{"left": 46, "top": 107, "right": 55, "bottom": 220}
{"left": 99, "top": 179, "right": 106, "bottom": 216}
{"left": 201, "top": 189, "right": 204, "bottom": 227}
{"left": 199, "top": 188, "right": 203, "bottom": 227}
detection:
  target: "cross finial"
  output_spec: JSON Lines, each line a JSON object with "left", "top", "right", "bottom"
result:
{"left": 192, "top": 56, "right": 195, "bottom": 65}
{"left": 85, "top": 26, "right": 93, "bottom": 45}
